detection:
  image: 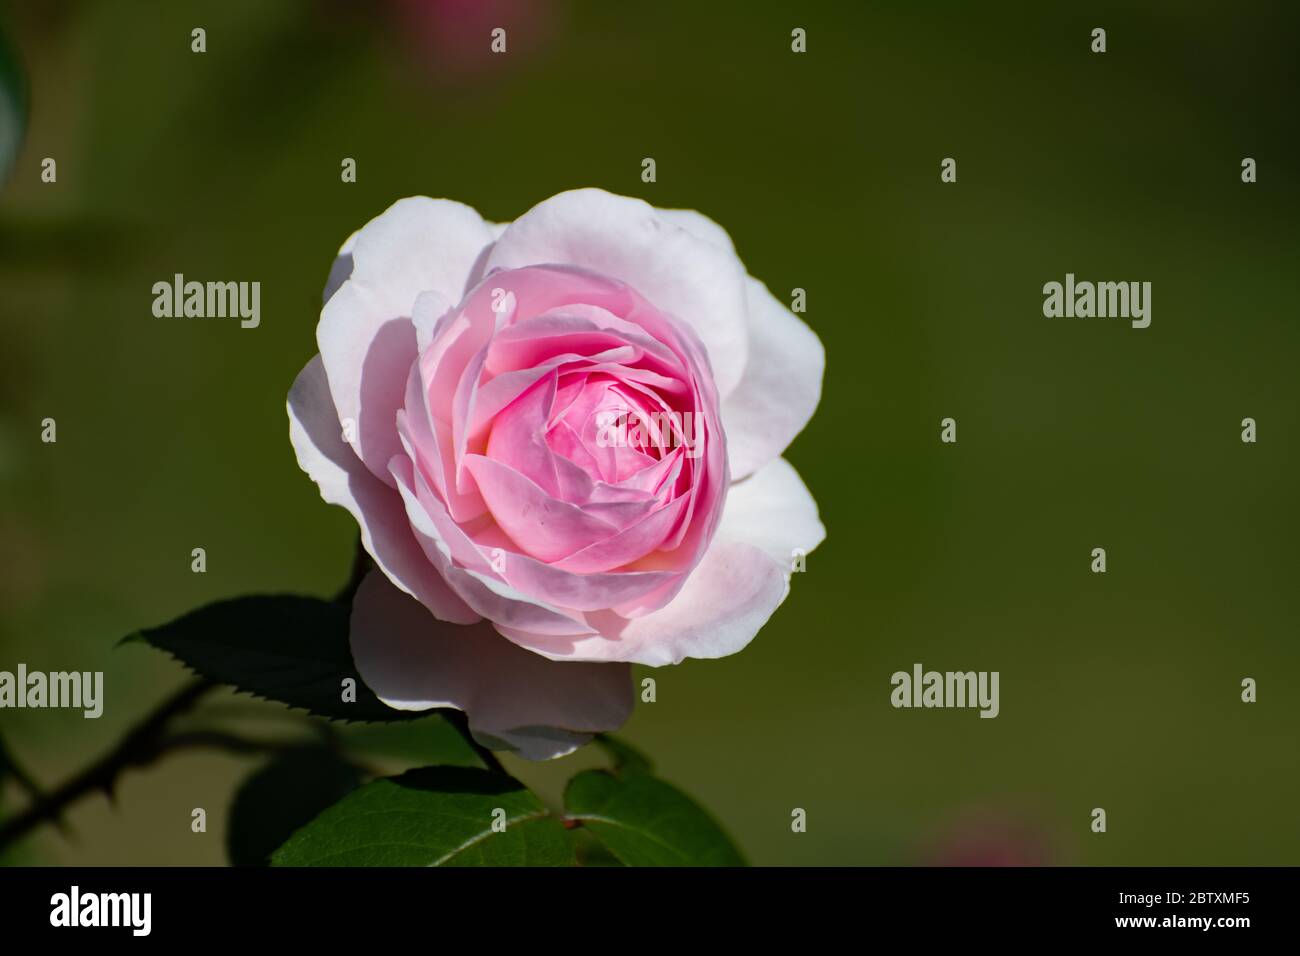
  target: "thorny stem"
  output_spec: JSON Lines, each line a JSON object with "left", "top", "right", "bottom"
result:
{"left": 441, "top": 710, "right": 507, "bottom": 775}
{"left": 0, "top": 681, "right": 366, "bottom": 853}
{"left": 0, "top": 678, "right": 217, "bottom": 852}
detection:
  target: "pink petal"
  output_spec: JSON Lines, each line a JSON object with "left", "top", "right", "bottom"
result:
{"left": 287, "top": 355, "right": 479, "bottom": 624}
{"left": 486, "top": 189, "right": 750, "bottom": 396}
{"left": 461, "top": 453, "right": 625, "bottom": 563}
{"left": 495, "top": 538, "right": 789, "bottom": 666}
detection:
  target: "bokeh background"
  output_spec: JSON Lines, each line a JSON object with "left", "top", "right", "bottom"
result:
{"left": 1, "top": 0, "right": 1297, "bottom": 866}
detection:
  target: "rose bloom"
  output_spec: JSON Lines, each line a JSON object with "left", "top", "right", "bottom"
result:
{"left": 288, "top": 189, "right": 824, "bottom": 758}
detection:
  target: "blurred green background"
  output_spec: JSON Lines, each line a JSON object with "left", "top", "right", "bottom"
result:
{"left": 1, "top": 0, "right": 1297, "bottom": 866}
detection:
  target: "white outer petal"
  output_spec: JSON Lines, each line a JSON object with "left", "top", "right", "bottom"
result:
{"left": 594, "top": 538, "right": 790, "bottom": 665}
{"left": 349, "top": 571, "right": 633, "bottom": 760}
{"left": 653, "top": 205, "right": 823, "bottom": 480}
{"left": 721, "top": 278, "right": 825, "bottom": 479}
{"left": 654, "top": 206, "right": 737, "bottom": 255}
{"left": 322, "top": 231, "right": 359, "bottom": 306}
{"left": 316, "top": 198, "right": 494, "bottom": 483}
{"left": 717, "top": 456, "right": 825, "bottom": 571}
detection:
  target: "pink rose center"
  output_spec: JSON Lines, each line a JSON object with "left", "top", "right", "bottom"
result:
{"left": 398, "top": 263, "right": 727, "bottom": 616}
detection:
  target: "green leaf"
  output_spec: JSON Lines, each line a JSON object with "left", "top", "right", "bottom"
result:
{"left": 573, "top": 828, "right": 626, "bottom": 867}
{"left": 227, "top": 746, "right": 362, "bottom": 867}
{"left": 593, "top": 734, "right": 653, "bottom": 776}
{"left": 122, "top": 594, "right": 416, "bottom": 723}
{"left": 0, "top": 27, "right": 26, "bottom": 186}
{"left": 564, "top": 770, "right": 746, "bottom": 867}
{"left": 338, "top": 715, "right": 483, "bottom": 767}
{"left": 271, "top": 766, "right": 575, "bottom": 867}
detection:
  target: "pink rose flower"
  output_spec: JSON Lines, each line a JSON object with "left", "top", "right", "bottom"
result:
{"left": 288, "top": 189, "right": 824, "bottom": 758}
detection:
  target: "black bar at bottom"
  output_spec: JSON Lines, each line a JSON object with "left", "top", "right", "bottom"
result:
{"left": 0, "top": 866, "right": 1282, "bottom": 940}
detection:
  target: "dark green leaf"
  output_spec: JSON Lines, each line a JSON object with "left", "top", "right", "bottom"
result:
{"left": 564, "top": 770, "right": 746, "bottom": 867}
{"left": 122, "top": 594, "right": 417, "bottom": 723}
{"left": 573, "top": 828, "right": 626, "bottom": 867}
{"left": 593, "top": 734, "right": 653, "bottom": 776}
{"left": 227, "top": 746, "right": 362, "bottom": 866}
{"left": 271, "top": 766, "right": 574, "bottom": 867}
{"left": 338, "top": 715, "right": 482, "bottom": 767}
{"left": 0, "top": 28, "right": 26, "bottom": 186}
